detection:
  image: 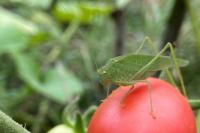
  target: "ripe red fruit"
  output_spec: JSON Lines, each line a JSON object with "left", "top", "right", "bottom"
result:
{"left": 88, "top": 77, "right": 197, "bottom": 133}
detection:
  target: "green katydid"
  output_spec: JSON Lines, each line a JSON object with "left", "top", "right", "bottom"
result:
{"left": 97, "top": 37, "right": 189, "bottom": 117}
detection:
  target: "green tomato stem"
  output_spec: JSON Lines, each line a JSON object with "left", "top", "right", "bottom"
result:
{"left": 189, "top": 99, "right": 200, "bottom": 110}
{"left": 0, "top": 110, "right": 30, "bottom": 133}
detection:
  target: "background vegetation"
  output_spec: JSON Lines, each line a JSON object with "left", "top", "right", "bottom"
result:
{"left": 0, "top": 0, "right": 200, "bottom": 132}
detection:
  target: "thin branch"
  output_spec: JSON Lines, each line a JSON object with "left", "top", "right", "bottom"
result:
{"left": 160, "top": 0, "right": 186, "bottom": 51}
{"left": 189, "top": 99, "right": 200, "bottom": 110}
{"left": 32, "top": 100, "right": 49, "bottom": 133}
{"left": 111, "top": 9, "right": 125, "bottom": 56}
{"left": 155, "top": 0, "right": 186, "bottom": 77}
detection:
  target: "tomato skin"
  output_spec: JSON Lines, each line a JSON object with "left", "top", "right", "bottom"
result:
{"left": 87, "top": 77, "right": 197, "bottom": 133}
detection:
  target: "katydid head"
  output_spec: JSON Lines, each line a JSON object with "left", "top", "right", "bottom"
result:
{"left": 97, "top": 57, "right": 122, "bottom": 84}
{"left": 97, "top": 66, "right": 111, "bottom": 85}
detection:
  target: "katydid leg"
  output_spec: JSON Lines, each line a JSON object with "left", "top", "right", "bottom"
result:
{"left": 167, "top": 43, "right": 187, "bottom": 97}
{"left": 136, "top": 36, "right": 158, "bottom": 54}
{"left": 165, "top": 69, "right": 178, "bottom": 87}
{"left": 132, "top": 43, "right": 187, "bottom": 97}
{"left": 120, "top": 80, "right": 156, "bottom": 119}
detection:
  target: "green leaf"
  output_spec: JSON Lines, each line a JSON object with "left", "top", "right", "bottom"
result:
{"left": 2, "top": 0, "right": 51, "bottom": 9}
{"left": 116, "top": 0, "right": 131, "bottom": 9}
{"left": 0, "top": 26, "right": 29, "bottom": 53}
{"left": 31, "top": 11, "right": 61, "bottom": 39}
{"left": 21, "top": 0, "right": 52, "bottom": 9}
{"left": 98, "top": 54, "right": 189, "bottom": 85}
{"left": 0, "top": 8, "right": 37, "bottom": 34}
{"left": 0, "top": 8, "right": 38, "bottom": 53}
{"left": 53, "top": 1, "right": 113, "bottom": 23}
{"left": 43, "top": 63, "right": 83, "bottom": 103}
{"left": 53, "top": 2, "right": 81, "bottom": 22}
{"left": 79, "top": 2, "right": 113, "bottom": 15}
{"left": 13, "top": 53, "right": 83, "bottom": 104}
{"left": 12, "top": 52, "right": 41, "bottom": 90}
{"left": 74, "top": 113, "right": 85, "bottom": 133}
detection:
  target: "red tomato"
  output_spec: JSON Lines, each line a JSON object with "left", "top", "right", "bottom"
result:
{"left": 88, "top": 77, "right": 197, "bottom": 133}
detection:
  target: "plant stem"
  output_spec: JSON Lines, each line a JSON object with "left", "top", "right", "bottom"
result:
{"left": 155, "top": 0, "right": 186, "bottom": 77}
{"left": 160, "top": 0, "right": 186, "bottom": 51}
{"left": 32, "top": 100, "right": 49, "bottom": 133}
{"left": 111, "top": 9, "right": 125, "bottom": 56}
{"left": 184, "top": 0, "right": 200, "bottom": 54}
{"left": 0, "top": 110, "right": 30, "bottom": 133}
{"left": 189, "top": 99, "right": 200, "bottom": 110}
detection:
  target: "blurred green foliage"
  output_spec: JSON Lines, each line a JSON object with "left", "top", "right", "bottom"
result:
{"left": 0, "top": 0, "right": 200, "bottom": 132}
